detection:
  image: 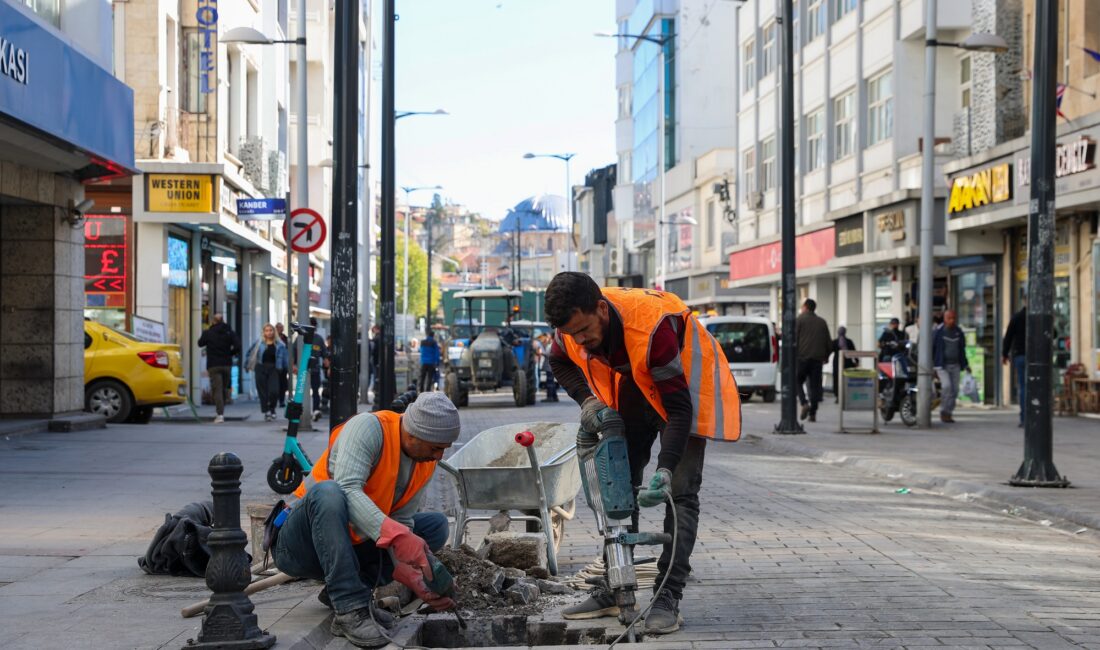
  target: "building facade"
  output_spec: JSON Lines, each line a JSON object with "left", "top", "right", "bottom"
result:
{"left": 1, "top": 0, "right": 135, "bottom": 418}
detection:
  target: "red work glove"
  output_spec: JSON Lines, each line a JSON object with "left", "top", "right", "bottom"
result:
{"left": 376, "top": 518, "right": 430, "bottom": 571}
{"left": 392, "top": 561, "right": 456, "bottom": 612}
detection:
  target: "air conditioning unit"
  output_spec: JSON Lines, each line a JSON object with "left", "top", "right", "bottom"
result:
{"left": 747, "top": 191, "right": 764, "bottom": 211}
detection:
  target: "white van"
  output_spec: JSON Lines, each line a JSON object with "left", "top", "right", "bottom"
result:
{"left": 701, "top": 315, "right": 778, "bottom": 402}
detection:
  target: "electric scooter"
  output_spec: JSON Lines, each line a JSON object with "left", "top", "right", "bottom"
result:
{"left": 266, "top": 322, "right": 317, "bottom": 494}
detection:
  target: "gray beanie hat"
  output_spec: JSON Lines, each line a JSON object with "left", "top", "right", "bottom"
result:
{"left": 404, "top": 392, "right": 461, "bottom": 444}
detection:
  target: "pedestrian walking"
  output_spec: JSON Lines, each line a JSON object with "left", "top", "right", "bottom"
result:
{"left": 272, "top": 392, "right": 461, "bottom": 647}
{"left": 276, "top": 323, "right": 289, "bottom": 407}
{"left": 369, "top": 325, "right": 382, "bottom": 409}
{"left": 904, "top": 316, "right": 921, "bottom": 347}
{"left": 544, "top": 273, "right": 742, "bottom": 635}
{"left": 830, "top": 325, "right": 858, "bottom": 403}
{"left": 795, "top": 298, "right": 832, "bottom": 422}
{"left": 302, "top": 318, "right": 329, "bottom": 420}
{"left": 321, "top": 334, "right": 334, "bottom": 414}
{"left": 1002, "top": 304, "right": 1027, "bottom": 427}
{"left": 932, "top": 309, "right": 970, "bottom": 423}
{"left": 245, "top": 323, "right": 288, "bottom": 421}
{"left": 418, "top": 333, "right": 440, "bottom": 392}
{"left": 197, "top": 313, "right": 240, "bottom": 424}
{"left": 537, "top": 333, "right": 559, "bottom": 402}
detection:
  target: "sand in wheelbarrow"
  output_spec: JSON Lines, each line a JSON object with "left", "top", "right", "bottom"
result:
{"left": 435, "top": 545, "right": 570, "bottom": 616}
{"left": 486, "top": 423, "right": 566, "bottom": 468}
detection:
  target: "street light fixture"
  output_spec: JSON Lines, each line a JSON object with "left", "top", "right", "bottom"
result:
{"left": 915, "top": 18, "right": 1008, "bottom": 429}
{"left": 400, "top": 184, "right": 443, "bottom": 342}
{"left": 397, "top": 109, "right": 449, "bottom": 120}
{"left": 223, "top": 20, "right": 313, "bottom": 430}
{"left": 595, "top": 31, "right": 675, "bottom": 289}
{"left": 522, "top": 152, "right": 576, "bottom": 271}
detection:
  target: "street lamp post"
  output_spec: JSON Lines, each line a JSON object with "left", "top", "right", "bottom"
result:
{"left": 400, "top": 184, "right": 443, "bottom": 342}
{"left": 223, "top": 19, "right": 312, "bottom": 430}
{"left": 595, "top": 31, "right": 673, "bottom": 289}
{"left": 522, "top": 153, "right": 576, "bottom": 271}
{"left": 915, "top": 7, "right": 1009, "bottom": 428}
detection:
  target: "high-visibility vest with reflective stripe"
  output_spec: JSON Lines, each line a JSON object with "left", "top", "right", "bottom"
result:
{"left": 559, "top": 287, "right": 742, "bottom": 441}
{"left": 292, "top": 411, "right": 437, "bottom": 543}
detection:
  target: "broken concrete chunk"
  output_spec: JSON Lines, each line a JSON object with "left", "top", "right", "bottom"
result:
{"left": 484, "top": 532, "right": 548, "bottom": 571}
{"left": 525, "top": 566, "right": 551, "bottom": 580}
{"left": 487, "top": 569, "right": 506, "bottom": 595}
{"left": 536, "top": 578, "right": 573, "bottom": 595}
{"left": 504, "top": 581, "right": 540, "bottom": 605}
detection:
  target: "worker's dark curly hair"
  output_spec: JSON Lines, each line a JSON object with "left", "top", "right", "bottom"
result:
{"left": 544, "top": 272, "right": 602, "bottom": 328}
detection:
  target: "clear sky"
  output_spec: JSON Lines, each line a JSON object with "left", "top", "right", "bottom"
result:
{"left": 368, "top": 0, "right": 618, "bottom": 221}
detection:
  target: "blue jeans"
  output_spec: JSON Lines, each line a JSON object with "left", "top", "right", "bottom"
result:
{"left": 1014, "top": 354, "right": 1026, "bottom": 424}
{"left": 273, "top": 481, "right": 449, "bottom": 614}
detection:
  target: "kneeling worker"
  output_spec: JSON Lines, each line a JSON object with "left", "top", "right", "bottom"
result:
{"left": 545, "top": 272, "right": 741, "bottom": 635}
{"left": 273, "top": 392, "right": 460, "bottom": 648}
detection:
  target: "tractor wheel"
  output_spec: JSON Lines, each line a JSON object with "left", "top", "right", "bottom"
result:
{"left": 445, "top": 372, "right": 463, "bottom": 408}
{"left": 513, "top": 371, "right": 528, "bottom": 407}
{"left": 525, "top": 366, "right": 537, "bottom": 405}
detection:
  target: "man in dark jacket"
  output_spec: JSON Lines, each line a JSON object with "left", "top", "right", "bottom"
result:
{"left": 1002, "top": 305, "right": 1027, "bottom": 427}
{"left": 830, "top": 326, "right": 858, "bottom": 403}
{"left": 198, "top": 313, "right": 240, "bottom": 423}
{"left": 418, "top": 333, "right": 441, "bottom": 392}
{"left": 932, "top": 309, "right": 970, "bottom": 423}
{"left": 796, "top": 298, "right": 832, "bottom": 422}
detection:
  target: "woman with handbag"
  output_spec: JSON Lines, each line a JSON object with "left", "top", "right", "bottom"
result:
{"left": 246, "top": 323, "right": 289, "bottom": 421}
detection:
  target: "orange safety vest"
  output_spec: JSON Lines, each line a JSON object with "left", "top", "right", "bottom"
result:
{"left": 558, "top": 287, "right": 741, "bottom": 441}
{"left": 293, "top": 411, "right": 437, "bottom": 543}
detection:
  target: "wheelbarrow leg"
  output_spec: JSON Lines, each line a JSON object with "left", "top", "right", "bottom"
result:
{"left": 523, "top": 445, "right": 558, "bottom": 576}
{"left": 438, "top": 461, "right": 467, "bottom": 549}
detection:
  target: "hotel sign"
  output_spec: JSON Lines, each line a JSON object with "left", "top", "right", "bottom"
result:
{"left": 145, "top": 174, "right": 218, "bottom": 213}
{"left": 948, "top": 163, "right": 1012, "bottom": 214}
{"left": 1016, "top": 136, "right": 1095, "bottom": 187}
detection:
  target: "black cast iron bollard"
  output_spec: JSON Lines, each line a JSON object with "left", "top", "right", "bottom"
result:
{"left": 185, "top": 453, "right": 276, "bottom": 649}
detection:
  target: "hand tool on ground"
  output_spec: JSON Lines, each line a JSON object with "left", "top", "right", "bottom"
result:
{"left": 388, "top": 548, "right": 467, "bottom": 629}
{"left": 181, "top": 571, "right": 295, "bottom": 618}
{"left": 575, "top": 409, "right": 672, "bottom": 643}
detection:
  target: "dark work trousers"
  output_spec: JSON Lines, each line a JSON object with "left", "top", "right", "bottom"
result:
{"left": 796, "top": 358, "right": 824, "bottom": 415}
{"left": 617, "top": 376, "right": 705, "bottom": 602}
{"left": 310, "top": 370, "right": 323, "bottom": 412}
{"left": 278, "top": 369, "right": 288, "bottom": 407}
{"left": 254, "top": 363, "right": 279, "bottom": 414}
{"left": 208, "top": 366, "right": 231, "bottom": 415}
{"left": 419, "top": 364, "right": 438, "bottom": 393}
{"left": 273, "top": 482, "right": 449, "bottom": 614}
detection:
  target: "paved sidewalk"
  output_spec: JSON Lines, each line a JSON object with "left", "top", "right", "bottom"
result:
{"left": 739, "top": 397, "right": 1100, "bottom": 533}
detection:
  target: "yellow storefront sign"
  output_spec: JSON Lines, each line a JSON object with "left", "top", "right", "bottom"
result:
{"left": 948, "top": 163, "right": 1012, "bottom": 214}
{"left": 145, "top": 174, "right": 218, "bottom": 213}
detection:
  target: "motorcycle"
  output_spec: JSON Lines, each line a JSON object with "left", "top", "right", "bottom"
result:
{"left": 878, "top": 341, "right": 941, "bottom": 427}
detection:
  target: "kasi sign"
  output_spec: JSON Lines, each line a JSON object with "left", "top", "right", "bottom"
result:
{"left": 948, "top": 163, "right": 1012, "bottom": 214}
{"left": 145, "top": 174, "right": 218, "bottom": 213}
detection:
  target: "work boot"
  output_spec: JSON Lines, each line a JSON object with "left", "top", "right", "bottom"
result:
{"left": 319, "top": 588, "right": 395, "bottom": 629}
{"left": 799, "top": 404, "right": 810, "bottom": 421}
{"left": 562, "top": 585, "right": 620, "bottom": 620}
{"left": 330, "top": 607, "right": 389, "bottom": 648}
{"left": 644, "top": 590, "right": 683, "bottom": 635}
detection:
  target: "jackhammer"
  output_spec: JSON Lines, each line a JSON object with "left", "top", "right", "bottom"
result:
{"left": 577, "top": 408, "right": 672, "bottom": 643}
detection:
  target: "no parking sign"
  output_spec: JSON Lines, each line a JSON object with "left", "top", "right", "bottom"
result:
{"left": 284, "top": 208, "right": 327, "bottom": 254}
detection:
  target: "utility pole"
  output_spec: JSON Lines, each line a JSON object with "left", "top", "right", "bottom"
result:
{"left": 774, "top": 0, "right": 802, "bottom": 435}
{"left": 294, "top": 0, "right": 312, "bottom": 432}
{"left": 915, "top": 0, "right": 937, "bottom": 428}
{"left": 327, "top": 0, "right": 358, "bottom": 428}
{"left": 1011, "top": 0, "right": 1068, "bottom": 488}
{"left": 378, "top": 0, "right": 396, "bottom": 410}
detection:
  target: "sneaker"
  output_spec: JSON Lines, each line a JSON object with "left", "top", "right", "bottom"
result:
{"left": 313, "top": 410, "right": 322, "bottom": 420}
{"left": 799, "top": 404, "right": 810, "bottom": 421}
{"left": 644, "top": 591, "right": 683, "bottom": 635}
{"left": 562, "top": 586, "right": 620, "bottom": 620}
{"left": 330, "top": 608, "right": 389, "bottom": 648}
{"left": 808, "top": 413, "right": 817, "bottom": 423}
{"left": 213, "top": 415, "right": 225, "bottom": 424}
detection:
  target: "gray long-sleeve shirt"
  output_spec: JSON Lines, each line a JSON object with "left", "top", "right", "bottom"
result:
{"left": 328, "top": 413, "right": 424, "bottom": 542}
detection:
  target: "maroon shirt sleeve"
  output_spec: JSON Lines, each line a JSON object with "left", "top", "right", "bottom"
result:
{"left": 648, "top": 316, "right": 693, "bottom": 473}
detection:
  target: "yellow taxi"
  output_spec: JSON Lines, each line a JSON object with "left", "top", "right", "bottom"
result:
{"left": 84, "top": 319, "right": 187, "bottom": 423}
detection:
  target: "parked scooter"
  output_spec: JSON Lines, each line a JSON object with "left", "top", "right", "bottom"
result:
{"left": 879, "top": 341, "right": 941, "bottom": 426}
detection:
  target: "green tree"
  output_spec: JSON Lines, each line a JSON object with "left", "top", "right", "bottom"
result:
{"left": 373, "top": 230, "right": 441, "bottom": 325}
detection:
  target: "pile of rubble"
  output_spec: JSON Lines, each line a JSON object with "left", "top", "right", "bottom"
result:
{"left": 434, "top": 533, "right": 574, "bottom": 615}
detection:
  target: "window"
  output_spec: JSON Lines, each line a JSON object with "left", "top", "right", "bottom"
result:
{"left": 743, "top": 147, "right": 756, "bottom": 195}
{"left": 805, "top": 109, "right": 825, "bottom": 171}
{"left": 181, "top": 29, "right": 210, "bottom": 113}
{"left": 867, "top": 70, "right": 893, "bottom": 145}
{"left": 960, "top": 56, "right": 972, "bottom": 109}
{"left": 706, "top": 200, "right": 716, "bottom": 250}
{"left": 807, "top": 0, "right": 826, "bottom": 42}
{"left": 834, "top": 91, "right": 855, "bottom": 160}
{"left": 618, "top": 86, "right": 632, "bottom": 119}
{"left": 743, "top": 38, "right": 756, "bottom": 91}
{"left": 833, "top": 0, "right": 856, "bottom": 22}
{"left": 761, "top": 137, "right": 777, "bottom": 191}
{"left": 761, "top": 22, "right": 777, "bottom": 77}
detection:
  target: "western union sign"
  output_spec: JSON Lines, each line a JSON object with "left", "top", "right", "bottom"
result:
{"left": 145, "top": 174, "right": 218, "bottom": 213}
{"left": 948, "top": 163, "right": 1012, "bottom": 214}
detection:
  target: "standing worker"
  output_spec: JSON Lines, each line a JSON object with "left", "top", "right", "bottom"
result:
{"left": 544, "top": 272, "right": 741, "bottom": 635}
{"left": 418, "top": 333, "right": 440, "bottom": 392}
{"left": 932, "top": 309, "right": 970, "bottom": 423}
{"left": 198, "top": 313, "right": 240, "bottom": 424}
{"left": 271, "top": 392, "right": 461, "bottom": 648}
{"left": 795, "top": 299, "right": 832, "bottom": 422}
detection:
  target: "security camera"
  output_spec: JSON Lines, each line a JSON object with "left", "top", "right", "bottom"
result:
{"left": 65, "top": 198, "right": 95, "bottom": 229}
{"left": 75, "top": 199, "right": 95, "bottom": 214}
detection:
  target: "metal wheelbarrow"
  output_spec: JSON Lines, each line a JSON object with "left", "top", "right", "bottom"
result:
{"left": 437, "top": 422, "right": 580, "bottom": 575}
